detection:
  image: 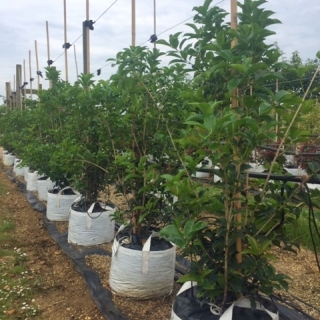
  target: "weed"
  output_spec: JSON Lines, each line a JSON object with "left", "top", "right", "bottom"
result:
{"left": 0, "top": 194, "right": 39, "bottom": 319}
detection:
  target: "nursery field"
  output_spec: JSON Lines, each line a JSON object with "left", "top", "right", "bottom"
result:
{"left": 1, "top": 161, "right": 320, "bottom": 320}
{"left": 0, "top": 164, "right": 104, "bottom": 320}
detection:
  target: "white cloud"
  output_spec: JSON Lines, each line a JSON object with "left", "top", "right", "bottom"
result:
{"left": 1, "top": 0, "right": 319, "bottom": 100}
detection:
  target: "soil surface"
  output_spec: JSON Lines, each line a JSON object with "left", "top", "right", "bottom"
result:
{"left": 0, "top": 163, "right": 104, "bottom": 320}
{"left": 1, "top": 160, "right": 320, "bottom": 320}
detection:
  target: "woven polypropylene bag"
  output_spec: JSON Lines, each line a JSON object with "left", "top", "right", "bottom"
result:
{"left": 109, "top": 227, "right": 176, "bottom": 299}
{"left": 46, "top": 187, "right": 80, "bottom": 221}
{"left": 68, "top": 202, "right": 115, "bottom": 246}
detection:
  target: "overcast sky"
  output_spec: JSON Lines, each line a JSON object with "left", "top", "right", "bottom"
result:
{"left": 1, "top": 0, "right": 319, "bottom": 101}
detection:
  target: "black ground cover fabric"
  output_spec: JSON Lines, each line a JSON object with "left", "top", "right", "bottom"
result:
{"left": 6, "top": 170, "right": 317, "bottom": 320}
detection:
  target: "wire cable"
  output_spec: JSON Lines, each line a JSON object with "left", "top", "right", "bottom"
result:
{"left": 52, "top": 0, "right": 120, "bottom": 64}
{"left": 94, "top": 0, "right": 120, "bottom": 24}
{"left": 139, "top": 0, "right": 225, "bottom": 46}
{"left": 94, "top": 0, "right": 226, "bottom": 74}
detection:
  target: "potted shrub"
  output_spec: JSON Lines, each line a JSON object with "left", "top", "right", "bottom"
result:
{"left": 18, "top": 70, "right": 80, "bottom": 217}
{"left": 53, "top": 73, "right": 117, "bottom": 245}
{"left": 158, "top": 0, "right": 309, "bottom": 318}
{"left": 105, "top": 46, "right": 188, "bottom": 299}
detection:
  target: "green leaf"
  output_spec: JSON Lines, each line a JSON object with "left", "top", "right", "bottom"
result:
{"left": 274, "top": 90, "right": 289, "bottom": 102}
{"left": 308, "top": 162, "right": 320, "bottom": 174}
{"left": 184, "top": 220, "right": 207, "bottom": 238}
{"left": 160, "top": 223, "right": 185, "bottom": 248}
{"left": 227, "top": 78, "right": 241, "bottom": 93}
{"left": 259, "top": 102, "right": 272, "bottom": 116}
{"left": 161, "top": 174, "right": 174, "bottom": 181}
{"left": 203, "top": 114, "right": 216, "bottom": 133}
{"left": 247, "top": 236, "right": 260, "bottom": 255}
{"left": 230, "top": 64, "right": 246, "bottom": 73}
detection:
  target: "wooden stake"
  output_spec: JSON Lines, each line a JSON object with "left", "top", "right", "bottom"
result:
{"left": 29, "top": 50, "right": 33, "bottom": 100}
{"left": 83, "top": 0, "right": 90, "bottom": 74}
{"left": 5, "top": 82, "right": 11, "bottom": 110}
{"left": 153, "top": 0, "right": 156, "bottom": 49}
{"left": 231, "top": 0, "right": 242, "bottom": 264}
{"left": 23, "top": 59, "right": 26, "bottom": 109}
{"left": 63, "top": 0, "right": 69, "bottom": 81}
{"left": 46, "top": 21, "right": 52, "bottom": 88}
{"left": 16, "top": 64, "right": 22, "bottom": 110}
{"left": 132, "top": 0, "right": 136, "bottom": 46}
{"left": 12, "top": 76, "right": 16, "bottom": 109}
{"left": 35, "top": 40, "right": 40, "bottom": 91}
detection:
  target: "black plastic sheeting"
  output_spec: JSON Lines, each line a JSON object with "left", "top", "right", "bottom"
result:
{"left": 5, "top": 169, "right": 318, "bottom": 320}
{"left": 172, "top": 285, "right": 315, "bottom": 320}
{"left": 6, "top": 170, "right": 129, "bottom": 320}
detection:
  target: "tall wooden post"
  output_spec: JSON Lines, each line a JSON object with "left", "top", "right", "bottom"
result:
{"left": 86, "top": 0, "right": 90, "bottom": 73}
{"left": 83, "top": 0, "right": 90, "bottom": 74}
{"left": 16, "top": 65, "right": 22, "bottom": 110}
{"left": 5, "top": 82, "right": 11, "bottom": 110}
{"left": 29, "top": 50, "right": 33, "bottom": 100}
{"left": 63, "top": 0, "right": 69, "bottom": 81}
{"left": 35, "top": 40, "right": 40, "bottom": 91}
{"left": 153, "top": 0, "right": 156, "bottom": 49}
{"left": 231, "top": 0, "right": 242, "bottom": 265}
{"left": 46, "top": 21, "right": 52, "bottom": 88}
{"left": 83, "top": 22, "right": 89, "bottom": 74}
{"left": 23, "top": 60, "right": 27, "bottom": 109}
{"left": 132, "top": 0, "right": 136, "bottom": 46}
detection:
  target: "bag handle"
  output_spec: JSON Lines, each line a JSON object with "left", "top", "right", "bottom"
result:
{"left": 141, "top": 231, "right": 160, "bottom": 274}
{"left": 112, "top": 224, "right": 127, "bottom": 256}
{"left": 220, "top": 297, "right": 279, "bottom": 320}
{"left": 56, "top": 186, "right": 80, "bottom": 207}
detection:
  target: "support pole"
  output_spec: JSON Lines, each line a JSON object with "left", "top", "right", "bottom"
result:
{"left": 86, "top": 0, "right": 90, "bottom": 73}
{"left": 153, "top": 0, "right": 156, "bottom": 49}
{"left": 83, "top": 22, "right": 89, "bottom": 74}
{"left": 29, "top": 50, "right": 33, "bottom": 100}
{"left": 5, "top": 82, "right": 11, "bottom": 110}
{"left": 63, "top": 0, "right": 69, "bottom": 81}
{"left": 16, "top": 64, "right": 22, "bottom": 110}
{"left": 231, "top": 0, "right": 242, "bottom": 265}
{"left": 132, "top": 0, "right": 136, "bottom": 46}
{"left": 35, "top": 40, "right": 40, "bottom": 91}
{"left": 23, "top": 59, "right": 27, "bottom": 109}
{"left": 83, "top": 0, "right": 90, "bottom": 74}
{"left": 46, "top": 21, "right": 52, "bottom": 88}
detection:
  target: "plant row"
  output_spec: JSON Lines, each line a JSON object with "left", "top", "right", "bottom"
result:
{"left": 1, "top": 0, "right": 320, "bottom": 315}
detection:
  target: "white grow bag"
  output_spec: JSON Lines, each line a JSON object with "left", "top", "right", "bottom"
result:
{"left": 247, "top": 162, "right": 265, "bottom": 173}
{"left": 26, "top": 171, "right": 40, "bottom": 192}
{"left": 3, "top": 153, "right": 15, "bottom": 166}
{"left": 2, "top": 150, "right": 8, "bottom": 161}
{"left": 46, "top": 187, "right": 80, "bottom": 221}
{"left": 109, "top": 227, "right": 176, "bottom": 299}
{"left": 15, "top": 165, "right": 25, "bottom": 177}
{"left": 194, "top": 156, "right": 212, "bottom": 178}
{"left": 68, "top": 202, "right": 115, "bottom": 246}
{"left": 171, "top": 282, "right": 279, "bottom": 320}
{"left": 13, "top": 159, "right": 23, "bottom": 175}
{"left": 24, "top": 167, "right": 30, "bottom": 181}
{"left": 37, "top": 178, "right": 54, "bottom": 201}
